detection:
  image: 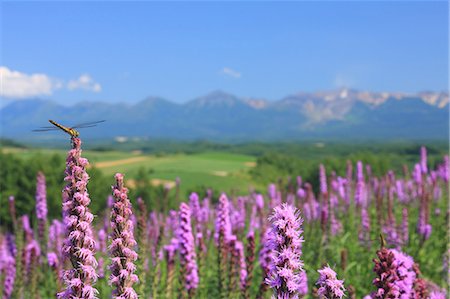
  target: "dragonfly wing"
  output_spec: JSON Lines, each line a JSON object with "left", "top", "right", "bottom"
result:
{"left": 32, "top": 128, "right": 60, "bottom": 132}
{"left": 77, "top": 124, "right": 98, "bottom": 129}
{"left": 73, "top": 120, "right": 106, "bottom": 128}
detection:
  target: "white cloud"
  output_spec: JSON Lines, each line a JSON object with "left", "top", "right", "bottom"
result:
{"left": 0, "top": 66, "right": 62, "bottom": 98}
{"left": 67, "top": 74, "right": 101, "bottom": 92}
{"left": 221, "top": 67, "right": 241, "bottom": 79}
{"left": 0, "top": 67, "right": 102, "bottom": 99}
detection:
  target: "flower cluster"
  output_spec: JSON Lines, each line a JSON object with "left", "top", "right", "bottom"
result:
{"left": 370, "top": 247, "right": 417, "bottom": 298}
{"left": 109, "top": 173, "right": 139, "bottom": 299}
{"left": 265, "top": 203, "right": 305, "bottom": 298}
{"left": 177, "top": 202, "right": 199, "bottom": 295}
{"left": 59, "top": 137, "right": 98, "bottom": 299}
{"left": 35, "top": 171, "right": 48, "bottom": 248}
{"left": 316, "top": 265, "right": 346, "bottom": 299}
{"left": 215, "top": 193, "right": 232, "bottom": 244}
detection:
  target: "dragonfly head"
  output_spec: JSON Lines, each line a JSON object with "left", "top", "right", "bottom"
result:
{"left": 70, "top": 128, "right": 80, "bottom": 137}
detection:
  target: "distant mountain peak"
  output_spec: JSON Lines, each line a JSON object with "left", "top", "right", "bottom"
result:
{"left": 204, "top": 89, "right": 236, "bottom": 98}
{"left": 187, "top": 90, "right": 242, "bottom": 108}
{"left": 136, "top": 96, "right": 176, "bottom": 108}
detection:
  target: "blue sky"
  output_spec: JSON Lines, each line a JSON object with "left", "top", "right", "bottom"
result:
{"left": 1, "top": 1, "right": 448, "bottom": 104}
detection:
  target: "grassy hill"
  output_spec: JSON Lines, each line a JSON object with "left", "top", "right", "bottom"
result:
{"left": 1, "top": 146, "right": 258, "bottom": 197}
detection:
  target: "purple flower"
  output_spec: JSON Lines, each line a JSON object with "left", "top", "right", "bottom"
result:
{"left": 35, "top": 171, "right": 48, "bottom": 248}
{"left": 429, "top": 291, "right": 447, "bottom": 299}
{"left": 296, "top": 176, "right": 302, "bottom": 187}
{"left": 316, "top": 265, "right": 346, "bottom": 299}
{"left": 420, "top": 146, "right": 428, "bottom": 174}
{"left": 304, "top": 183, "right": 320, "bottom": 222}
{"left": 109, "top": 173, "right": 139, "bottom": 299}
{"left": 24, "top": 239, "right": 40, "bottom": 275}
{"left": 235, "top": 241, "right": 247, "bottom": 291}
{"left": 189, "top": 192, "right": 200, "bottom": 220}
{"left": 268, "top": 183, "right": 277, "bottom": 199}
{"left": 355, "top": 162, "right": 366, "bottom": 207}
{"left": 1, "top": 237, "right": 16, "bottom": 299}
{"left": 163, "top": 237, "right": 179, "bottom": 264}
{"left": 235, "top": 196, "right": 247, "bottom": 231}
{"left": 337, "top": 177, "right": 347, "bottom": 204}
{"left": 58, "top": 137, "right": 98, "bottom": 298}
{"left": 97, "top": 228, "right": 107, "bottom": 254}
{"left": 22, "top": 215, "right": 33, "bottom": 241}
{"left": 199, "top": 198, "right": 210, "bottom": 224}
{"left": 319, "top": 164, "right": 328, "bottom": 195}
{"left": 401, "top": 208, "right": 409, "bottom": 246}
{"left": 357, "top": 161, "right": 364, "bottom": 181}
{"left": 297, "top": 187, "right": 306, "bottom": 199}
{"left": 441, "top": 155, "right": 449, "bottom": 182}
{"left": 396, "top": 180, "right": 407, "bottom": 203}
{"left": 47, "top": 251, "right": 59, "bottom": 268}
{"left": 244, "top": 229, "right": 256, "bottom": 297}
{"left": 417, "top": 206, "right": 432, "bottom": 241}
{"left": 178, "top": 202, "right": 199, "bottom": 294}
{"left": 330, "top": 212, "right": 343, "bottom": 236}
{"left": 259, "top": 229, "right": 272, "bottom": 273}
{"left": 359, "top": 207, "right": 370, "bottom": 245}
{"left": 249, "top": 205, "right": 260, "bottom": 231}
{"left": 265, "top": 203, "right": 305, "bottom": 298}
{"left": 298, "top": 270, "right": 308, "bottom": 296}
{"left": 214, "top": 193, "right": 232, "bottom": 244}
{"left": 383, "top": 197, "right": 401, "bottom": 248}
{"left": 370, "top": 247, "right": 417, "bottom": 299}
{"left": 255, "top": 194, "right": 264, "bottom": 210}
{"left": 48, "top": 219, "right": 64, "bottom": 262}
{"left": 433, "top": 184, "right": 442, "bottom": 202}
{"left": 413, "top": 163, "right": 422, "bottom": 185}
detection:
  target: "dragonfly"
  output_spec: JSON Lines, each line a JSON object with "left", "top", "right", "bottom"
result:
{"left": 33, "top": 119, "right": 105, "bottom": 138}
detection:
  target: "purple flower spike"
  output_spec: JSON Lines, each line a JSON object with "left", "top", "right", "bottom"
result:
{"left": 47, "top": 251, "right": 59, "bottom": 268}
{"left": 370, "top": 247, "right": 417, "bottom": 299}
{"left": 319, "top": 164, "right": 328, "bottom": 195}
{"left": 357, "top": 161, "right": 364, "bottom": 182}
{"left": 359, "top": 207, "right": 370, "bottom": 245}
{"left": 235, "top": 241, "right": 247, "bottom": 291}
{"left": 59, "top": 137, "right": 98, "bottom": 299}
{"left": 265, "top": 203, "right": 305, "bottom": 299}
{"left": 109, "top": 173, "right": 139, "bottom": 299}
{"left": 2, "top": 238, "right": 16, "bottom": 299}
{"left": 178, "top": 202, "right": 199, "bottom": 295}
{"left": 24, "top": 239, "right": 40, "bottom": 275}
{"left": 214, "top": 193, "right": 232, "bottom": 244}
{"left": 189, "top": 192, "right": 200, "bottom": 221}
{"left": 442, "top": 155, "right": 449, "bottom": 182}
{"left": 355, "top": 161, "right": 366, "bottom": 207}
{"left": 255, "top": 194, "right": 264, "bottom": 210}
{"left": 268, "top": 183, "right": 277, "bottom": 199}
{"left": 420, "top": 146, "right": 428, "bottom": 174}
{"left": 413, "top": 163, "right": 422, "bottom": 185}
{"left": 298, "top": 270, "right": 308, "bottom": 296}
{"left": 316, "top": 265, "right": 346, "bottom": 299}
{"left": 429, "top": 291, "right": 447, "bottom": 299}
{"left": 401, "top": 208, "right": 409, "bottom": 246}
{"left": 35, "top": 171, "right": 48, "bottom": 249}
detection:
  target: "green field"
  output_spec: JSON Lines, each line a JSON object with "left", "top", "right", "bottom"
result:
{"left": 1, "top": 146, "right": 258, "bottom": 196}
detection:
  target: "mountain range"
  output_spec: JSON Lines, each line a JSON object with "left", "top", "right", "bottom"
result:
{"left": 1, "top": 89, "right": 448, "bottom": 142}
